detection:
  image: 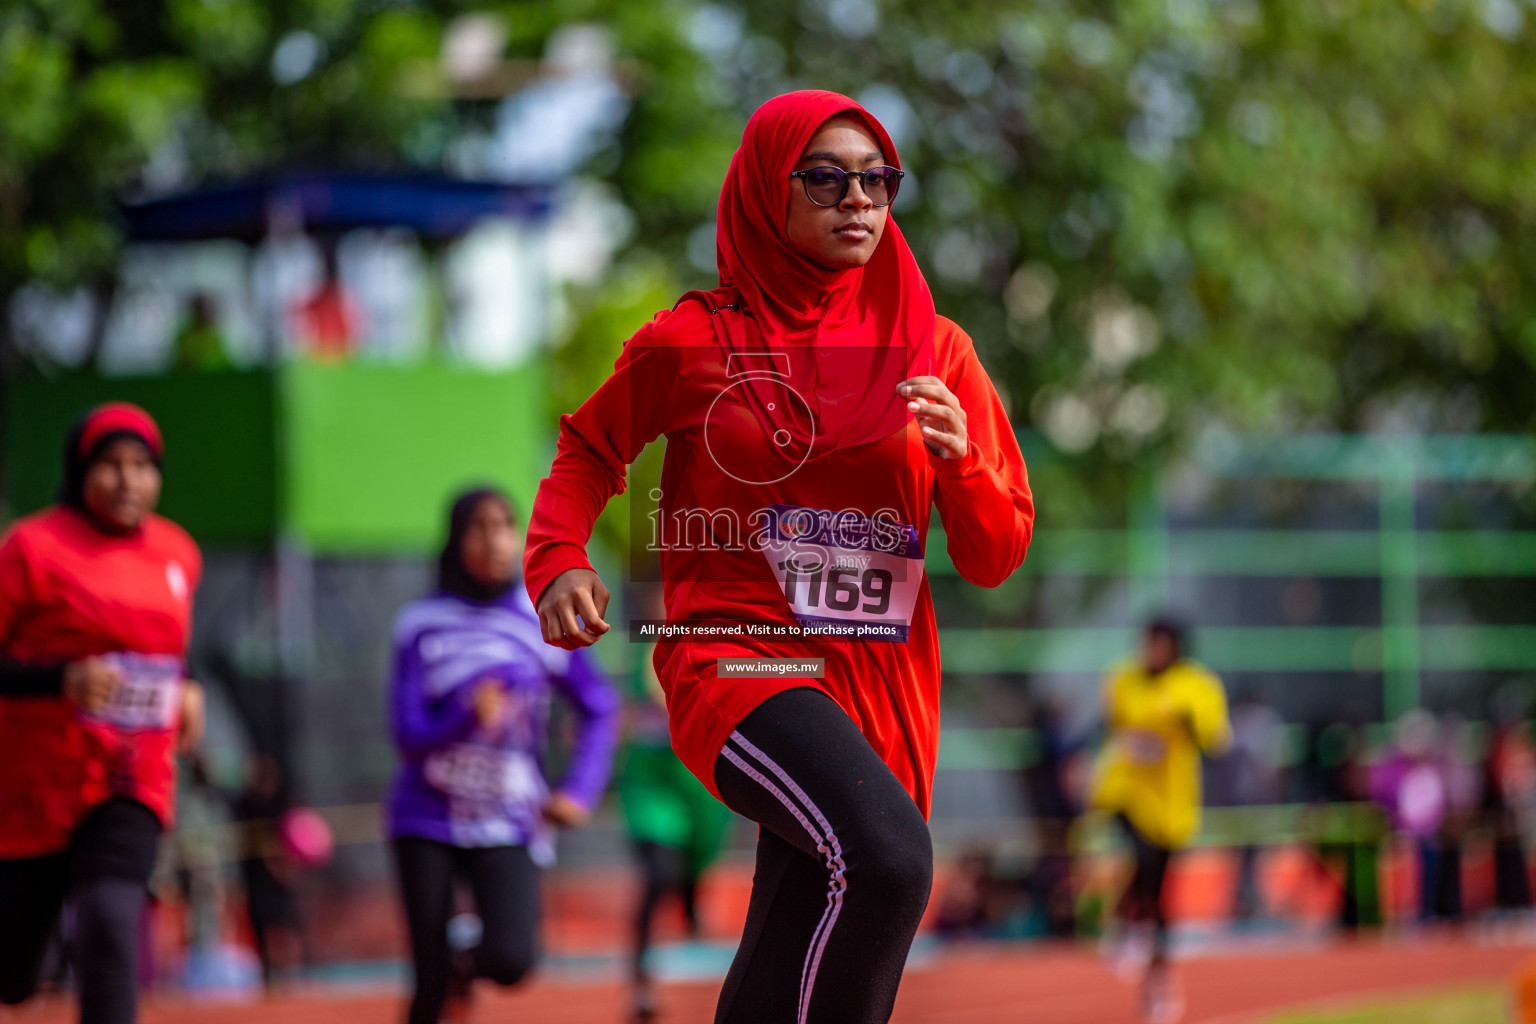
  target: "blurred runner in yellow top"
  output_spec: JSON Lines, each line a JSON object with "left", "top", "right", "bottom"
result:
{"left": 1092, "top": 616, "right": 1230, "bottom": 1024}
{"left": 1094, "top": 621, "right": 1231, "bottom": 848}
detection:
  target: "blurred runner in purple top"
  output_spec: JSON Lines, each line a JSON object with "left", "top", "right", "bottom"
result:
{"left": 387, "top": 487, "right": 619, "bottom": 1024}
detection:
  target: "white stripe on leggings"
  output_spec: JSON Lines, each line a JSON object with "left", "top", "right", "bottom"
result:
{"left": 726, "top": 731, "right": 848, "bottom": 1024}
{"left": 718, "top": 744, "right": 845, "bottom": 1024}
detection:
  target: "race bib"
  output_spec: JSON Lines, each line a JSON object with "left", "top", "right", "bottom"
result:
{"left": 83, "top": 653, "right": 183, "bottom": 731}
{"left": 1119, "top": 729, "right": 1169, "bottom": 767}
{"left": 760, "top": 504, "right": 924, "bottom": 641}
{"left": 423, "top": 743, "right": 544, "bottom": 803}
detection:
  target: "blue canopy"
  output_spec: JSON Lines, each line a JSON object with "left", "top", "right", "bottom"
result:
{"left": 121, "top": 172, "right": 555, "bottom": 242}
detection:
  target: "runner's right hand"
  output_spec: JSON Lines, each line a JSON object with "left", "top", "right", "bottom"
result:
{"left": 63, "top": 656, "right": 121, "bottom": 713}
{"left": 472, "top": 679, "right": 510, "bottom": 731}
{"left": 536, "top": 568, "right": 611, "bottom": 650}
{"left": 179, "top": 680, "right": 206, "bottom": 754}
{"left": 542, "top": 791, "right": 592, "bottom": 828}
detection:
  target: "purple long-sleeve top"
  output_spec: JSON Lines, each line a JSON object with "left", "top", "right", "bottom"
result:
{"left": 385, "top": 585, "right": 620, "bottom": 861}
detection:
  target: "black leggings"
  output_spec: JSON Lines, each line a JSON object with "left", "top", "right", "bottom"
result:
{"left": 0, "top": 798, "right": 162, "bottom": 1024}
{"left": 1115, "top": 814, "right": 1173, "bottom": 959}
{"left": 712, "top": 688, "right": 933, "bottom": 1024}
{"left": 632, "top": 840, "right": 702, "bottom": 987}
{"left": 392, "top": 838, "right": 540, "bottom": 1024}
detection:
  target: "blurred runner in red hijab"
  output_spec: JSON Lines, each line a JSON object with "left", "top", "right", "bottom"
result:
{"left": 525, "top": 90, "right": 1033, "bottom": 1023}
{"left": 0, "top": 402, "right": 204, "bottom": 1024}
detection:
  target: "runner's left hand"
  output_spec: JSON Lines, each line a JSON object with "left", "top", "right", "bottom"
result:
{"left": 898, "top": 377, "right": 968, "bottom": 459}
{"left": 543, "top": 792, "right": 590, "bottom": 828}
{"left": 179, "top": 680, "right": 205, "bottom": 755}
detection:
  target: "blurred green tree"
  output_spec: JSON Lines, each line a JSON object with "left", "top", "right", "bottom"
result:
{"left": 0, "top": 0, "right": 451, "bottom": 368}
{"left": 6, "top": 0, "right": 1536, "bottom": 536}
{"left": 596, "top": 0, "right": 1536, "bottom": 528}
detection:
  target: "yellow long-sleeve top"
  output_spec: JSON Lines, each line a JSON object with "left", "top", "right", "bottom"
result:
{"left": 1091, "top": 658, "right": 1232, "bottom": 850}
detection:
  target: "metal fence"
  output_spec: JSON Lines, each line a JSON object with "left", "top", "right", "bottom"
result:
{"left": 182, "top": 433, "right": 1536, "bottom": 861}
{"left": 933, "top": 432, "right": 1536, "bottom": 776}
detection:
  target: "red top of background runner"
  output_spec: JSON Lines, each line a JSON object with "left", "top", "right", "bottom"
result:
{"left": 0, "top": 506, "right": 201, "bottom": 857}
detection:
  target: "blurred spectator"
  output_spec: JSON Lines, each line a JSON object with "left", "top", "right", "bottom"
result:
{"left": 287, "top": 244, "right": 362, "bottom": 360}
{"left": 1020, "top": 697, "right": 1083, "bottom": 938}
{"left": 1091, "top": 616, "right": 1231, "bottom": 1023}
{"left": 171, "top": 293, "right": 232, "bottom": 372}
{"left": 1485, "top": 710, "right": 1536, "bottom": 914}
{"left": 1220, "top": 699, "right": 1285, "bottom": 923}
{"left": 934, "top": 847, "right": 1021, "bottom": 940}
{"left": 173, "top": 756, "right": 231, "bottom": 959}
{"left": 619, "top": 611, "right": 731, "bottom": 1022}
{"left": 1370, "top": 710, "right": 1467, "bottom": 922}
{"left": 170, "top": 755, "right": 262, "bottom": 996}
{"left": 1435, "top": 715, "right": 1484, "bottom": 922}
{"left": 234, "top": 753, "right": 306, "bottom": 988}
{"left": 1300, "top": 723, "right": 1383, "bottom": 931}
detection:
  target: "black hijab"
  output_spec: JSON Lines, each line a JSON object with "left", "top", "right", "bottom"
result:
{"left": 437, "top": 487, "right": 519, "bottom": 603}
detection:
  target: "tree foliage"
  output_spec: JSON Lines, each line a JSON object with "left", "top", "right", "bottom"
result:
{"left": 644, "top": 0, "right": 1536, "bottom": 520}
{"left": 567, "top": 0, "right": 1536, "bottom": 526}
{"left": 0, "top": 0, "right": 447, "bottom": 355}
{"left": 5, "top": 0, "right": 1536, "bottom": 530}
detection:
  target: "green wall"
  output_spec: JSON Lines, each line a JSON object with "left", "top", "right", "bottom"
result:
{"left": 2, "top": 361, "right": 550, "bottom": 552}
{"left": 282, "top": 361, "right": 548, "bottom": 552}
{"left": 3, "top": 370, "right": 278, "bottom": 543}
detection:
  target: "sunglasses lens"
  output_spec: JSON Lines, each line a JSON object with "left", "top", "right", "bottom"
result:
{"left": 804, "top": 167, "right": 846, "bottom": 205}
{"left": 864, "top": 167, "right": 900, "bottom": 206}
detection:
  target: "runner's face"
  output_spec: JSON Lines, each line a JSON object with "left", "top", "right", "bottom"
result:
{"left": 1142, "top": 632, "right": 1177, "bottom": 676}
{"left": 785, "top": 115, "right": 889, "bottom": 271}
{"left": 460, "top": 498, "right": 521, "bottom": 586}
{"left": 82, "top": 438, "right": 161, "bottom": 531}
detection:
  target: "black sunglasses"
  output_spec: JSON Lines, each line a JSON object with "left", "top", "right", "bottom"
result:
{"left": 788, "top": 165, "right": 905, "bottom": 208}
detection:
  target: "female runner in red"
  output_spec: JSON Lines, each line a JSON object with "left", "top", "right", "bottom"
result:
{"left": 525, "top": 90, "right": 1033, "bottom": 1023}
{"left": 0, "top": 403, "right": 204, "bottom": 1024}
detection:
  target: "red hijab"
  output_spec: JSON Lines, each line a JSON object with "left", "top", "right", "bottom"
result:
{"left": 691, "top": 90, "right": 936, "bottom": 463}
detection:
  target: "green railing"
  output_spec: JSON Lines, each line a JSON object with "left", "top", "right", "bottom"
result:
{"left": 932, "top": 434, "right": 1536, "bottom": 725}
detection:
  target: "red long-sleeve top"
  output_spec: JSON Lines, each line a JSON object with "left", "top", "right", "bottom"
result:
{"left": 524, "top": 304, "right": 1032, "bottom": 817}
{"left": 0, "top": 507, "right": 201, "bottom": 858}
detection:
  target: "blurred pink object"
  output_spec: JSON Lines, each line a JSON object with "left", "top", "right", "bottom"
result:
{"left": 278, "top": 808, "right": 334, "bottom": 867}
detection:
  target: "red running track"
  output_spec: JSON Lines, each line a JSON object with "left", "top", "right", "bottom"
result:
{"left": 8, "top": 933, "right": 1530, "bottom": 1024}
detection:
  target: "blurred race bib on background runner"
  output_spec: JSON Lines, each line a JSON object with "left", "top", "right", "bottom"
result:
{"left": 760, "top": 504, "right": 924, "bottom": 641}
{"left": 1119, "top": 728, "right": 1170, "bottom": 766}
{"left": 424, "top": 742, "right": 543, "bottom": 803}
{"left": 83, "top": 652, "right": 183, "bottom": 731}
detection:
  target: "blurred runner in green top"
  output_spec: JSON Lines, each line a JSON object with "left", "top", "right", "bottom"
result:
{"left": 620, "top": 612, "right": 732, "bottom": 1023}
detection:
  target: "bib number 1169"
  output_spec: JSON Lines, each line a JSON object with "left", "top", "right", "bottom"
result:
{"left": 776, "top": 559, "right": 893, "bottom": 614}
